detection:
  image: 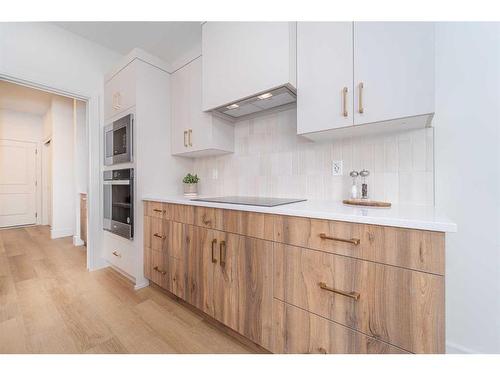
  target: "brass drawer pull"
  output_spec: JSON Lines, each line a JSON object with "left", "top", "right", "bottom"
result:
{"left": 153, "top": 266, "right": 167, "bottom": 275}
{"left": 211, "top": 239, "right": 218, "bottom": 264}
{"left": 112, "top": 251, "right": 121, "bottom": 258}
{"left": 219, "top": 240, "right": 226, "bottom": 267}
{"left": 319, "top": 233, "right": 360, "bottom": 245}
{"left": 342, "top": 87, "right": 348, "bottom": 117}
{"left": 318, "top": 282, "right": 360, "bottom": 300}
{"left": 358, "top": 82, "right": 364, "bottom": 114}
{"left": 153, "top": 208, "right": 166, "bottom": 213}
{"left": 153, "top": 233, "right": 166, "bottom": 239}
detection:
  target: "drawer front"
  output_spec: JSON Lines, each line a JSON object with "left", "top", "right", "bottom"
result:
{"left": 144, "top": 216, "right": 171, "bottom": 253}
{"left": 144, "top": 247, "right": 170, "bottom": 290}
{"left": 219, "top": 210, "right": 274, "bottom": 241}
{"left": 272, "top": 300, "right": 407, "bottom": 354}
{"left": 145, "top": 201, "right": 169, "bottom": 219}
{"left": 274, "top": 215, "right": 445, "bottom": 275}
{"left": 274, "top": 244, "right": 444, "bottom": 353}
{"left": 194, "top": 206, "right": 222, "bottom": 229}
{"left": 165, "top": 203, "right": 194, "bottom": 225}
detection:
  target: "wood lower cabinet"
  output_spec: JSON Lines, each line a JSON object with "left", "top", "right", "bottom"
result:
{"left": 143, "top": 200, "right": 446, "bottom": 354}
{"left": 272, "top": 300, "right": 407, "bottom": 354}
{"left": 274, "top": 244, "right": 444, "bottom": 353}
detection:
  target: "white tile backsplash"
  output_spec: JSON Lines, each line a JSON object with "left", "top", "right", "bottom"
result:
{"left": 193, "top": 108, "right": 434, "bottom": 205}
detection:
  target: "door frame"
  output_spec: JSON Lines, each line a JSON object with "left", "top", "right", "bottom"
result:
{"left": 0, "top": 73, "right": 105, "bottom": 271}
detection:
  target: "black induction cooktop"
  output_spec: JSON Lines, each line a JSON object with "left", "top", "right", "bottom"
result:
{"left": 191, "top": 196, "right": 306, "bottom": 207}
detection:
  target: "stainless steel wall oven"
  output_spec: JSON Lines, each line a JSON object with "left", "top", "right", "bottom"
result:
{"left": 103, "top": 168, "right": 134, "bottom": 239}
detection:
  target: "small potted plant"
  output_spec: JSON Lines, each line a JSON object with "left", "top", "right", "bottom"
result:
{"left": 183, "top": 173, "right": 200, "bottom": 197}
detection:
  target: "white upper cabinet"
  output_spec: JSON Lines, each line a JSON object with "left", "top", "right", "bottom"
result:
{"left": 104, "top": 62, "right": 136, "bottom": 121}
{"left": 353, "top": 22, "right": 435, "bottom": 126}
{"left": 297, "top": 22, "right": 435, "bottom": 140}
{"left": 171, "top": 57, "right": 234, "bottom": 157}
{"left": 202, "top": 22, "right": 297, "bottom": 111}
{"left": 297, "top": 22, "right": 353, "bottom": 135}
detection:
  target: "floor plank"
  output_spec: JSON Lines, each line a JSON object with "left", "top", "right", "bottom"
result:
{"left": 0, "top": 226, "right": 255, "bottom": 354}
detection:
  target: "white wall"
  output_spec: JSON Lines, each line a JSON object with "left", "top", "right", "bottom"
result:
{"left": 194, "top": 108, "right": 434, "bottom": 205}
{"left": 49, "top": 96, "right": 75, "bottom": 239}
{"left": 435, "top": 22, "right": 500, "bottom": 354}
{"left": 0, "top": 22, "right": 121, "bottom": 269}
{"left": 0, "top": 109, "right": 43, "bottom": 224}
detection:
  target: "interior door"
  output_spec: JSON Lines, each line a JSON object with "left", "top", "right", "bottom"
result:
{"left": 0, "top": 139, "right": 37, "bottom": 227}
{"left": 297, "top": 22, "right": 354, "bottom": 134}
{"left": 353, "top": 22, "right": 435, "bottom": 125}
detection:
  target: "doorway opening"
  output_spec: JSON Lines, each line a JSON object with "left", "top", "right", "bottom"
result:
{"left": 0, "top": 80, "right": 89, "bottom": 250}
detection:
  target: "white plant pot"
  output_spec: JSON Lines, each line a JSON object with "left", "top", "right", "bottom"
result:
{"left": 184, "top": 182, "right": 198, "bottom": 197}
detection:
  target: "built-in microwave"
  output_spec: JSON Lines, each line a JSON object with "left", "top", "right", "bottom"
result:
{"left": 104, "top": 114, "right": 133, "bottom": 166}
{"left": 103, "top": 168, "right": 134, "bottom": 240}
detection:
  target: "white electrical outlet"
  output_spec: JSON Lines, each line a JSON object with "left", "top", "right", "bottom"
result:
{"left": 332, "top": 160, "right": 343, "bottom": 176}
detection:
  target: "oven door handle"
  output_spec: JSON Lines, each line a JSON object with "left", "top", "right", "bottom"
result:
{"left": 103, "top": 180, "right": 130, "bottom": 185}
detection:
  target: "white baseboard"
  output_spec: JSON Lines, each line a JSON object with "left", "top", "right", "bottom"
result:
{"left": 134, "top": 278, "right": 150, "bottom": 290}
{"left": 446, "top": 341, "right": 479, "bottom": 354}
{"left": 73, "top": 236, "right": 84, "bottom": 246}
{"left": 50, "top": 227, "right": 73, "bottom": 239}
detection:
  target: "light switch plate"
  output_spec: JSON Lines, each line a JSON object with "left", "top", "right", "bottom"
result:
{"left": 332, "top": 160, "right": 343, "bottom": 176}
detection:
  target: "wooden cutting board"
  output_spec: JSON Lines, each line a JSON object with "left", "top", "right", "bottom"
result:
{"left": 343, "top": 199, "right": 391, "bottom": 208}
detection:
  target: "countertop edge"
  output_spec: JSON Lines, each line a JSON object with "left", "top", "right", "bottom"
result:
{"left": 142, "top": 196, "right": 457, "bottom": 233}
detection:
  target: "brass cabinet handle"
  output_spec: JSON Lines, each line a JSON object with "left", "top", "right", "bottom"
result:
{"left": 153, "top": 208, "right": 165, "bottom": 213}
{"left": 358, "top": 82, "right": 364, "bottom": 114}
{"left": 112, "top": 250, "right": 121, "bottom": 258}
{"left": 319, "top": 233, "right": 360, "bottom": 245}
{"left": 153, "top": 266, "right": 167, "bottom": 275}
{"left": 342, "top": 87, "right": 348, "bottom": 117}
{"left": 183, "top": 130, "right": 188, "bottom": 147}
{"left": 318, "top": 282, "right": 360, "bottom": 300}
{"left": 211, "top": 239, "right": 218, "bottom": 264}
{"left": 153, "top": 233, "right": 166, "bottom": 239}
{"left": 188, "top": 129, "right": 193, "bottom": 146}
{"left": 219, "top": 240, "right": 226, "bottom": 267}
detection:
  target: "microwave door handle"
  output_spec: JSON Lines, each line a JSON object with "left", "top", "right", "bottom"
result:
{"left": 103, "top": 180, "right": 130, "bottom": 185}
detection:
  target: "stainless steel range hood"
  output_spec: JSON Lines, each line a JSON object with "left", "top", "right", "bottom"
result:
{"left": 212, "top": 86, "right": 296, "bottom": 120}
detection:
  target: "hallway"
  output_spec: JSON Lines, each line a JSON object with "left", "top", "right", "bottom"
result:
{"left": 0, "top": 226, "right": 254, "bottom": 353}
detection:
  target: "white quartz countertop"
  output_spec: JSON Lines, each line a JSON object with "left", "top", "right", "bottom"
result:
{"left": 142, "top": 196, "right": 457, "bottom": 233}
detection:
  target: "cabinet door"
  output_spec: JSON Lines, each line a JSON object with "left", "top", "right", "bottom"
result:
{"left": 213, "top": 233, "right": 274, "bottom": 350}
{"left": 104, "top": 62, "right": 136, "bottom": 121}
{"left": 297, "top": 22, "right": 354, "bottom": 134}
{"left": 180, "top": 224, "right": 217, "bottom": 316}
{"left": 187, "top": 58, "right": 212, "bottom": 152}
{"left": 171, "top": 63, "right": 190, "bottom": 155}
{"left": 353, "top": 22, "right": 434, "bottom": 125}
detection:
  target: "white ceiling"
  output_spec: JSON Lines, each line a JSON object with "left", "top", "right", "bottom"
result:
{"left": 54, "top": 22, "right": 202, "bottom": 65}
{"left": 0, "top": 81, "right": 53, "bottom": 116}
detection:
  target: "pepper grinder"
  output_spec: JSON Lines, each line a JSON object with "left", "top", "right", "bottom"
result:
{"left": 349, "top": 171, "right": 359, "bottom": 199}
{"left": 359, "top": 169, "right": 370, "bottom": 199}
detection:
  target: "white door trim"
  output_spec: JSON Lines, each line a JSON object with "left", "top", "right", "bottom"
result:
{"left": 0, "top": 73, "right": 105, "bottom": 271}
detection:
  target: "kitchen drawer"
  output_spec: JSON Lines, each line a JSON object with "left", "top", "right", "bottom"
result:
{"left": 145, "top": 201, "right": 169, "bottom": 219}
{"left": 274, "top": 215, "right": 445, "bottom": 275}
{"left": 219, "top": 210, "right": 274, "bottom": 241}
{"left": 144, "top": 247, "right": 170, "bottom": 290}
{"left": 104, "top": 233, "right": 136, "bottom": 277}
{"left": 194, "top": 206, "right": 222, "bottom": 229}
{"left": 272, "top": 300, "right": 407, "bottom": 354}
{"left": 274, "top": 244, "right": 445, "bottom": 353}
{"left": 144, "top": 216, "right": 171, "bottom": 253}
{"left": 164, "top": 203, "right": 194, "bottom": 225}
{"left": 104, "top": 62, "right": 136, "bottom": 120}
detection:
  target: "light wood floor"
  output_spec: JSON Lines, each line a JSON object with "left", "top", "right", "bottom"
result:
{"left": 0, "top": 226, "right": 255, "bottom": 354}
